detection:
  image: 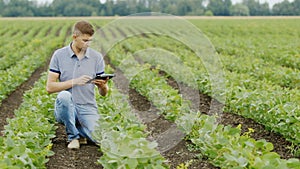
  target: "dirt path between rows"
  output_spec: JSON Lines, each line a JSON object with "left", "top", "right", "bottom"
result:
{"left": 0, "top": 59, "right": 50, "bottom": 135}
{"left": 46, "top": 124, "right": 102, "bottom": 169}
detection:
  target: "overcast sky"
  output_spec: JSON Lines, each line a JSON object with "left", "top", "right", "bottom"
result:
{"left": 37, "top": 0, "right": 293, "bottom": 7}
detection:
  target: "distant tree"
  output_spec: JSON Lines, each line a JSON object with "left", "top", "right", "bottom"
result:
{"left": 165, "top": 4, "right": 177, "bottom": 15}
{"left": 149, "top": 0, "right": 160, "bottom": 12}
{"left": 113, "top": 1, "right": 129, "bottom": 16}
{"left": 207, "top": 0, "right": 225, "bottom": 16}
{"left": 63, "top": 3, "right": 96, "bottom": 16}
{"left": 0, "top": 0, "right": 298, "bottom": 17}
{"left": 292, "top": 0, "right": 300, "bottom": 15}
{"left": 272, "top": 0, "right": 294, "bottom": 15}
{"left": 51, "top": 0, "right": 70, "bottom": 16}
{"left": 177, "top": 0, "right": 192, "bottom": 15}
{"left": 0, "top": 0, "right": 5, "bottom": 16}
{"left": 2, "top": 6, "right": 34, "bottom": 16}
{"left": 242, "top": 0, "right": 258, "bottom": 15}
{"left": 2, "top": 0, "right": 35, "bottom": 17}
{"left": 224, "top": 0, "right": 232, "bottom": 16}
{"left": 187, "top": 0, "right": 205, "bottom": 15}
{"left": 136, "top": 0, "right": 151, "bottom": 13}
{"left": 243, "top": 0, "right": 270, "bottom": 15}
{"left": 101, "top": 0, "right": 114, "bottom": 16}
{"left": 127, "top": 0, "right": 138, "bottom": 14}
{"left": 159, "top": 0, "right": 177, "bottom": 15}
{"left": 32, "top": 5, "right": 54, "bottom": 16}
{"left": 259, "top": 2, "right": 270, "bottom": 16}
{"left": 230, "top": 3, "right": 249, "bottom": 16}
{"left": 51, "top": 0, "right": 99, "bottom": 16}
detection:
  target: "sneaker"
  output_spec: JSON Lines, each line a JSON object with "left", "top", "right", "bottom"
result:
{"left": 67, "top": 139, "right": 80, "bottom": 149}
{"left": 79, "top": 137, "right": 87, "bottom": 145}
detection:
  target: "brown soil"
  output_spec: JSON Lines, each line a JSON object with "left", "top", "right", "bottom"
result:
{"left": 46, "top": 124, "right": 103, "bottom": 169}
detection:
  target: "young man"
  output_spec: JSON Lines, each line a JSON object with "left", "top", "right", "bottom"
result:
{"left": 46, "top": 20, "right": 108, "bottom": 149}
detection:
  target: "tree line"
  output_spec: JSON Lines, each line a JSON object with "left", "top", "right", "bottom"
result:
{"left": 0, "top": 0, "right": 299, "bottom": 17}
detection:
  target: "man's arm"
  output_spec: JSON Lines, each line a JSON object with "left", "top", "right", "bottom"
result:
{"left": 99, "top": 83, "right": 109, "bottom": 96}
{"left": 46, "top": 72, "right": 73, "bottom": 94}
{"left": 46, "top": 71, "right": 92, "bottom": 94}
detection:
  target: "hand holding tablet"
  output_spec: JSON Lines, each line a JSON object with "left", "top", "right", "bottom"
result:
{"left": 87, "top": 74, "right": 115, "bottom": 83}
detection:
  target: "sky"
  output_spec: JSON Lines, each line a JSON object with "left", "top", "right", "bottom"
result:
{"left": 36, "top": 0, "right": 293, "bottom": 7}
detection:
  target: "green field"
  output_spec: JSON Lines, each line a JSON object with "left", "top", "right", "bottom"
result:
{"left": 0, "top": 17, "right": 299, "bottom": 169}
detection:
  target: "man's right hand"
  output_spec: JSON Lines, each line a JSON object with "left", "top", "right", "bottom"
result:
{"left": 73, "top": 75, "right": 92, "bottom": 86}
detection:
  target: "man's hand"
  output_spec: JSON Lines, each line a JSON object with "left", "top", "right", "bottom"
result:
{"left": 73, "top": 75, "right": 92, "bottom": 86}
{"left": 93, "top": 78, "right": 109, "bottom": 96}
{"left": 93, "top": 78, "right": 108, "bottom": 88}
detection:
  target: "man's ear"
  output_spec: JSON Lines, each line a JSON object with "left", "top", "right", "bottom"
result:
{"left": 72, "top": 34, "right": 77, "bottom": 40}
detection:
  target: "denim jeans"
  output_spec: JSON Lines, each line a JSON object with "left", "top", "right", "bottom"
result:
{"left": 54, "top": 91, "right": 99, "bottom": 142}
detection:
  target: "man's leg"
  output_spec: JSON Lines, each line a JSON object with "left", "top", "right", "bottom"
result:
{"left": 76, "top": 104, "right": 100, "bottom": 143}
{"left": 54, "top": 91, "right": 80, "bottom": 142}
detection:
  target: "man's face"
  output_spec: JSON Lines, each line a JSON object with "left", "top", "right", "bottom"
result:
{"left": 73, "top": 33, "right": 93, "bottom": 51}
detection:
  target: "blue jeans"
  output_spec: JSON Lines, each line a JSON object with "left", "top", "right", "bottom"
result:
{"left": 54, "top": 91, "right": 99, "bottom": 142}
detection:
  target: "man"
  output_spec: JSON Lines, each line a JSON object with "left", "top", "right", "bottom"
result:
{"left": 46, "top": 20, "right": 108, "bottom": 149}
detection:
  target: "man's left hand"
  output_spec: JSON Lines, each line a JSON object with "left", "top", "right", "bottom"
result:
{"left": 93, "top": 78, "right": 108, "bottom": 89}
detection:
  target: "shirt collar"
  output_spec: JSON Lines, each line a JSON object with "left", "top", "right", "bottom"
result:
{"left": 68, "top": 43, "right": 90, "bottom": 58}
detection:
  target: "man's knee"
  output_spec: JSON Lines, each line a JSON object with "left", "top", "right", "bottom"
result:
{"left": 57, "top": 91, "right": 72, "bottom": 104}
{"left": 83, "top": 115, "right": 99, "bottom": 133}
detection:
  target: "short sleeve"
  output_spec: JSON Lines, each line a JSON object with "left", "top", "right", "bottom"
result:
{"left": 49, "top": 51, "right": 61, "bottom": 74}
{"left": 96, "top": 54, "right": 105, "bottom": 76}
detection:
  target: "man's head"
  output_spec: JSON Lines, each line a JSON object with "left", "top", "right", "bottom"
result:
{"left": 73, "top": 20, "right": 95, "bottom": 36}
{"left": 72, "top": 20, "right": 94, "bottom": 52}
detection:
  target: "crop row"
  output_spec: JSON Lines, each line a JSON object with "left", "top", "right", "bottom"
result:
{"left": 0, "top": 73, "right": 56, "bottom": 168}
{"left": 93, "top": 80, "right": 168, "bottom": 168}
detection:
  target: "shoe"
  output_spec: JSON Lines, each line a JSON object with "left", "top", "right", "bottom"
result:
{"left": 79, "top": 137, "right": 87, "bottom": 145}
{"left": 67, "top": 139, "right": 80, "bottom": 149}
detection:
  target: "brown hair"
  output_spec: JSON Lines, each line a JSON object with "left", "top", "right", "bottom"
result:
{"left": 73, "top": 20, "right": 95, "bottom": 36}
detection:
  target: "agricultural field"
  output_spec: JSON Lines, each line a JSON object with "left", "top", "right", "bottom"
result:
{"left": 0, "top": 16, "right": 299, "bottom": 169}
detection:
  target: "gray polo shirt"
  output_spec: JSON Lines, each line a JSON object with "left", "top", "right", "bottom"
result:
{"left": 49, "top": 43, "right": 105, "bottom": 106}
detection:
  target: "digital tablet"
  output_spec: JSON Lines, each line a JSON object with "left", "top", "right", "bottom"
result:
{"left": 87, "top": 74, "right": 115, "bottom": 83}
{"left": 95, "top": 74, "right": 115, "bottom": 80}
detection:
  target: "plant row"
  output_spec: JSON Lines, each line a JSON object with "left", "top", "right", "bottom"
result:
{"left": 0, "top": 73, "right": 57, "bottom": 168}
{"left": 93, "top": 81, "right": 168, "bottom": 168}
